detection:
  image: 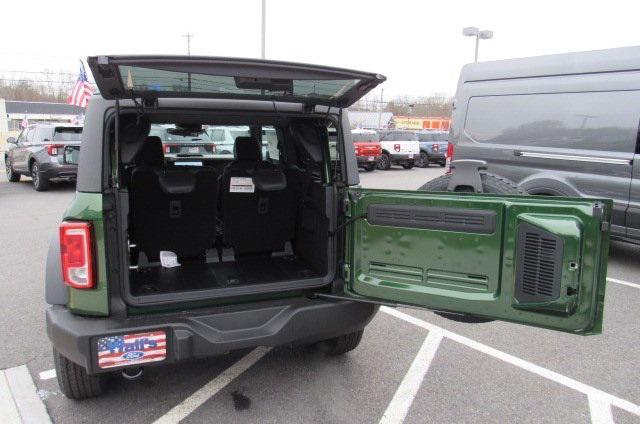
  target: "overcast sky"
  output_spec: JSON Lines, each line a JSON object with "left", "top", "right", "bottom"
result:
{"left": 1, "top": 0, "right": 639, "bottom": 99}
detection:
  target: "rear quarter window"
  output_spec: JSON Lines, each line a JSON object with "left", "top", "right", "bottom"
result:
{"left": 464, "top": 91, "right": 640, "bottom": 152}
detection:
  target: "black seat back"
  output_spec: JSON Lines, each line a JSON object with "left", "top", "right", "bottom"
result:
{"left": 220, "top": 137, "right": 296, "bottom": 255}
{"left": 130, "top": 136, "right": 218, "bottom": 260}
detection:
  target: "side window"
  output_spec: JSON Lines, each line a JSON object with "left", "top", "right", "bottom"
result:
{"left": 464, "top": 91, "right": 640, "bottom": 152}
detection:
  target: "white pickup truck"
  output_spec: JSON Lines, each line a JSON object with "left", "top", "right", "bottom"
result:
{"left": 376, "top": 129, "right": 420, "bottom": 170}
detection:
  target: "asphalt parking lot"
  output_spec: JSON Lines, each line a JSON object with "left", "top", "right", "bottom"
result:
{"left": 1, "top": 162, "right": 639, "bottom": 424}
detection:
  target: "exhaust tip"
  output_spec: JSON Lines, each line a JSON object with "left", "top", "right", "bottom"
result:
{"left": 121, "top": 367, "right": 143, "bottom": 380}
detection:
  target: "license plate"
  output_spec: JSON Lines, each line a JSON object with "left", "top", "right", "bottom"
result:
{"left": 368, "top": 156, "right": 375, "bottom": 161}
{"left": 408, "top": 154, "right": 414, "bottom": 159}
{"left": 96, "top": 331, "right": 166, "bottom": 369}
{"left": 188, "top": 147, "right": 200, "bottom": 153}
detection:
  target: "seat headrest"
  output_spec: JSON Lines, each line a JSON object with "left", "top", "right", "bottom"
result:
{"left": 234, "top": 137, "right": 261, "bottom": 161}
{"left": 137, "top": 136, "right": 164, "bottom": 166}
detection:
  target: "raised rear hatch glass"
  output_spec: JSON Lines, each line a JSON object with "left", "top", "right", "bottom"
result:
{"left": 87, "top": 56, "right": 385, "bottom": 107}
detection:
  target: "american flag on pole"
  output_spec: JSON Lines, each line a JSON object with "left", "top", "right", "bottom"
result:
{"left": 67, "top": 61, "right": 94, "bottom": 108}
{"left": 96, "top": 331, "right": 166, "bottom": 369}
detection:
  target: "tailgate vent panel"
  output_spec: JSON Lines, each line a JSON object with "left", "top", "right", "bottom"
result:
{"left": 367, "top": 204, "right": 496, "bottom": 234}
{"left": 515, "top": 222, "right": 563, "bottom": 302}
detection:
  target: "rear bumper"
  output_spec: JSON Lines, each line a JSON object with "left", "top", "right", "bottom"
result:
{"left": 356, "top": 155, "right": 381, "bottom": 165}
{"left": 389, "top": 153, "right": 416, "bottom": 163}
{"left": 425, "top": 151, "right": 445, "bottom": 161}
{"left": 47, "top": 297, "right": 378, "bottom": 374}
{"left": 39, "top": 161, "right": 78, "bottom": 180}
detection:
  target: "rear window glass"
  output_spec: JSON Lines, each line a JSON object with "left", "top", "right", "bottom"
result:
{"left": 119, "top": 65, "right": 361, "bottom": 102}
{"left": 53, "top": 127, "right": 82, "bottom": 142}
{"left": 418, "top": 132, "right": 448, "bottom": 142}
{"left": 352, "top": 132, "right": 379, "bottom": 143}
{"left": 464, "top": 92, "right": 640, "bottom": 152}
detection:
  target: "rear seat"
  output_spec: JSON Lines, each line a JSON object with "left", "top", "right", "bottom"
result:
{"left": 130, "top": 136, "right": 218, "bottom": 261}
{"left": 219, "top": 136, "right": 296, "bottom": 256}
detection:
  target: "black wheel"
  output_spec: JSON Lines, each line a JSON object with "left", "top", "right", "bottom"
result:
{"left": 323, "top": 330, "right": 364, "bottom": 355}
{"left": 53, "top": 348, "right": 108, "bottom": 400}
{"left": 5, "top": 157, "right": 20, "bottom": 182}
{"left": 30, "top": 161, "right": 49, "bottom": 191}
{"left": 402, "top": 162, "right": 414, "bottom": 170}
{"left": 415, "top": 152, "right": 430, "bottom": 168}
{"left": 419, "top": 171, "right": 523, "bottom": 323}
{"left": 419, "top": 171, "right": 524, "bottom": 195}
{"left": 377, "top": 153, "right": 391, "bottom": 170}
{"left": 363, "top": 163, "right": 376, "bottom": 172}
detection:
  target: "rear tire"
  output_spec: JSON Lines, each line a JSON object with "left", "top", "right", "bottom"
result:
{"left": 363, "top": 163, "right": 376, "bottom": 172}
{"left": 415, "top": 152, "right": 430, "bottom": 168}
{"left": 402, "top": 162, "right": 414, "bottom": 170}
{"left": 5, "top": 158, "right": 20, "bottom": 182}
{"left": 377, "top": 153, "right": 391, "bottom": 170}
{"left": 323, "top": 330, "right": 364, "bottom": 355}
{"left": 419, "top": 171, "right": 524, "bottom": 194}
{"left": 419, "top": 171, "right": 523, "bottom": 323}
{"left": 31, "top": 161, "right": 50, "bottom": 191}
{"left": 53, "top": 349, "right": 108, "bottom": 400}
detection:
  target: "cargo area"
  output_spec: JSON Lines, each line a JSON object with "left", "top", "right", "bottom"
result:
{"left": 116, "top": 113, "right": 338, "bottom": 304}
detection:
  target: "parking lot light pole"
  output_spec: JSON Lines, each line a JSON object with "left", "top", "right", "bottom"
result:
{"left": 462, "top": 27, "right": 493, "bottom": 62}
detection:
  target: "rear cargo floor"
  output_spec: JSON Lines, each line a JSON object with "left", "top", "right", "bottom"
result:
{"left": 130, "top": 255, "right": 319, "bottom": 296}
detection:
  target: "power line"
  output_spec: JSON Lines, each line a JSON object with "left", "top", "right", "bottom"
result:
{"left": 0, "top": 69, "right": 75, "bottom": 76}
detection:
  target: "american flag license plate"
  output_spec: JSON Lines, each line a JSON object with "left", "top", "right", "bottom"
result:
{"left": 97, "top": 331, "right": 166, "bottom": 369}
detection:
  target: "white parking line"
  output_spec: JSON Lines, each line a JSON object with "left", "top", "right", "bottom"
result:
{"left": 607, "top": 277, "right": 640, "bottom": 290}
{"left": 153, "top": 346, "right": 271, "bottom": 424}
{"left": 3, "top": 365, "right": 52, "bottom": 423}
{"left": 0, "top": 370, "right": 21, "bottom": 423}
{"left": 38, "top": 369, "right": 56, "bottom": 381}
{"left": 380, "top": 306, "right": 640, "bottom": 420}
{"left": 588, "top": 394, "right": 614, "bottom": 424}
{"left": 379, "top": 330, "right": 443, "bottom": 424}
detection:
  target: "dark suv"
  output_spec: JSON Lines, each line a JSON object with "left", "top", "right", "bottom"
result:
{"left": 46, "top": 55, "right": 612, "bottom": 400}
{"left": 5, "top": 123, "right": 82, "bottom": 191}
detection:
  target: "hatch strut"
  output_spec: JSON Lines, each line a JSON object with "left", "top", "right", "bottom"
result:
{"left": 114, "top": 99, "right": 121, "bottom": 188}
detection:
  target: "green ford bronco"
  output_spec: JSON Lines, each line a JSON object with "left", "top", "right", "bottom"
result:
{"left": 46, "top": 56, "right": 611, "bottom": 399}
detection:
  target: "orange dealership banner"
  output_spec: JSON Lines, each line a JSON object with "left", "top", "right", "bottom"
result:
{"left": 395, "top": 116, "right": 450, "bottom": 130}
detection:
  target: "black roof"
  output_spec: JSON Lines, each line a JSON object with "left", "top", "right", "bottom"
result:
{"left": 5, "top": 101, "right": 84, "bottom": 115}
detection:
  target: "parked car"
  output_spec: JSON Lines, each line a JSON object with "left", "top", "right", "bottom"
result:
{"left": 375, "top": 129, "right": 420, "bottom": 169}
{"left": 415, "top": 130, "right": 448, "bottom": 167}
{"left": 45, "top": 55, "right": 611, "bottom": 400}
{"left": 149, "top": 124, "right": 216, "bottom": 159}
{"left": 350, "top": 129, "right": 382, "bottom": 171}
{"left": 206, "top": 125, "right": 250, "bottom": 154}
{"left": 433, "top": 46, "right": 640, "bottom": 244}
{"left": 5, "top": 123, "right": 82, "bottom": 191}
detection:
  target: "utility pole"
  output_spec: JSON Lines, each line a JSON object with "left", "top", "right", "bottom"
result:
{"left": 378, "top": 88, "right": 384, "bottom": 129}
{"left": 261, "top": 0, "right": 266, "bottom": 59}
{"left": 182, "top": 32, "right": 194, "bottom": 56}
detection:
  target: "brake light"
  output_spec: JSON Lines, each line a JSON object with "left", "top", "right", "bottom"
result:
{"left": 46, "top": 144, "right": 63, "bottom": 155}
{"left": 432, "top": 143, "right": 439, "bottom": 152}
{"left": 445, "top": 142, "right": 454, "bottom": 173}
{"left": 163, "top": 144, "right": 171, "bottom": 153}
{"left": 59, "top": 221, "right": 95, "bottom": 289}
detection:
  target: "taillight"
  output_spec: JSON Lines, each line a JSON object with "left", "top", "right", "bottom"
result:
{"left": 59, "top": 221, "right": 95, "bottom": 289}
{"left": 163, "top": 144, "right": 171, "bottom": 153}
{"left": 432, "top": 143, "right": 439, "bottom": 152}
{"left": 445, "top": 142, "right": 454, "bottom": 173}
{"left": 46, "top": 144, "right": 63, "bottom": 155}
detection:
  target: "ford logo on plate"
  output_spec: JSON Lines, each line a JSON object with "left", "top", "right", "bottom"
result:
{"left": 123, "top": 351, "right": 144, "bottom": 360}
